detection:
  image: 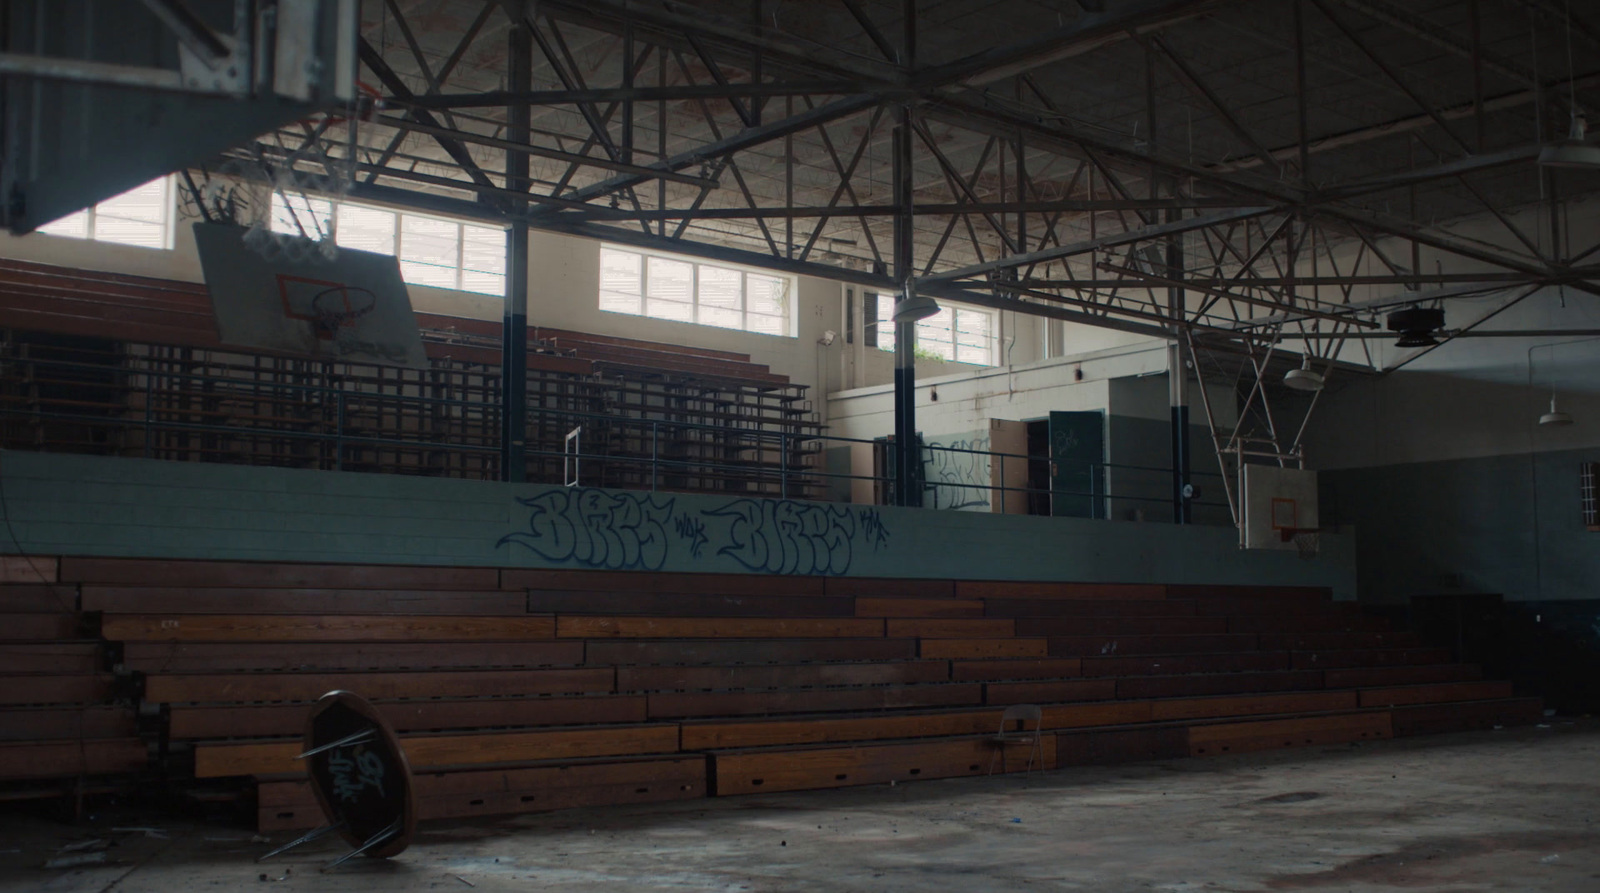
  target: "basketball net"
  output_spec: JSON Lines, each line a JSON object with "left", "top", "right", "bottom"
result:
{"left": 310, "top": 285, "right": 379, "bottom": 355}
{"left": 215, "top": 114, "right": 359, "bottom": 265}
{"left": 1281, "top": 527, "right": 1321, "bottom": 561}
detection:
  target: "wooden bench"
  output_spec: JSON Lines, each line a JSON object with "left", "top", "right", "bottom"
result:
{"left": 121, "top": 640, "right": 585, "bottom": 672}
{"left": 168, "top": 695, "right": 649, "bottom": 739}
{"left": 84, "top": 587, "right": 526, "bottom": 615}
{"left": 193, "top": 724, "right": 682, "bottom": 778}
{"left": 256, "top": 754, "right": 706, "bottom": 831}
{"left": 102, "top": 614, "right": 556, "bottom": 642}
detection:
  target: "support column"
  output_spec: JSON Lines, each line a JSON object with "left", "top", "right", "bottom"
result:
{"left": 891, "top": 112, "right": 919, "bottom": 507}
{"left": 1169, "top": 342, "right": 1192, "bottom": 524}
{"left": 500, "top": 10, "right": 532, "bottom": 482}
{"left": 1167, "top": 212, "right": 1191, "bottom": 524}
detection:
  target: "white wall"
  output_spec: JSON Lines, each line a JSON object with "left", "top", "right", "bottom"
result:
{"left": 826, "top": 341, "right": 1178, "bottom": 440}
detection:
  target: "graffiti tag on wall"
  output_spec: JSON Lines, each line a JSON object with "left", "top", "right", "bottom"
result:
{"left": 502, "top": 490, "right": 892, "bottom": 575}
{"left": 923, "top": 434, "right": 991, "bottom": 511}
{"left": 700, "top": 499, "right": 858, "bottom": 575}
{"left": 498, "top": 488, "right": 676, "bottom": 571}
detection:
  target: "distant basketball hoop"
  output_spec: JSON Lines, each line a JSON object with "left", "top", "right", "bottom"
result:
{"left": 1280, "top": 527, "right": 1322, "bottom": 560}
{"left": 196, "top": 223, "right": 428, "bottom": 369}
{"left": 311, "top": 285, "right": 379, "bottom": 340}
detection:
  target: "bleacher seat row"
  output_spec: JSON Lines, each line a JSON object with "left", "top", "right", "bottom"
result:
{"left": 0, "top": 557, "right": 1540, "bottom": 830}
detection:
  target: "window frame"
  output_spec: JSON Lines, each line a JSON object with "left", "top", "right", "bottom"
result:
{"left": 36, "top": 176, "right": 175, "bottom": 250}
{"left": 598, "top": 244, "right": 795, "bottom": 338}
{"left": 872, "top": 296, "right": 998, "bottom": 366}
{"left": 270, "top": 195, "right": 507, "bottom": 297}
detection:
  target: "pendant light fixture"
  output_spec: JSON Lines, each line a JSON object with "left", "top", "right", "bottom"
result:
{"left": 1538, "top": 0, "right": 1600, "bottom": 168}
{"left": 1283, "top": 354, "right": 1325, "bottom": 391}
{"left": 1540, "top": 393, "right": 1575, "bottom": 427}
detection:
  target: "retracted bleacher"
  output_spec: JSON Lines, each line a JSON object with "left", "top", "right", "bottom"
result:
{"left": 0, "top": 259, "right": 824, "bottom": 495}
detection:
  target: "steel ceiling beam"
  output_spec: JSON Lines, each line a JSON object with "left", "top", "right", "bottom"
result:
{"left": 920, "top": 207, "right": 1276, "bottom": 284}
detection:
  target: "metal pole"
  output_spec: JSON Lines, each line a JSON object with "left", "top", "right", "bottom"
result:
{"left": 500, "top": 7, "right": 532, "bottom": 483}
{"left": 780, "top": 432, "right": 788, "bottom": 498}
{"left": 1168, "top": 216, "right": 1190, "bottom": 525}
{"left": 651, "top": 421, "right": 658, "bottom": 491}
{"left": 891, "top": 111, "right": 919, "bottom": 508}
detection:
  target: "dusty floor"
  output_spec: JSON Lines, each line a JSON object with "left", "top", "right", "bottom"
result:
{"left": 3, "top": 721, "right": 1598, "bottom": 893}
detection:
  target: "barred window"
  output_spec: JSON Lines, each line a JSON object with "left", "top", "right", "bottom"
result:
{"left": 599, "top": 246, "right": 793, "bottom": 337}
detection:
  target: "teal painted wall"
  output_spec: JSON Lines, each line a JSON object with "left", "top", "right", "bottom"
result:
{"left": 1322, "top": 448, "right": 1600, "bottom": 604}
{"left": 1105, "top": 415, "right": 1231, "bottom": 527}
{"left": 0, "top": 452, "right": 1355, "bottom": 596}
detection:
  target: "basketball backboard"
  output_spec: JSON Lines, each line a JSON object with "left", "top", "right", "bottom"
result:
{"left": 194, "top": 223, "right": 427, "bottom": 369}
{"left": 1242, "top": 464, "right": 1318, "bottom": 550}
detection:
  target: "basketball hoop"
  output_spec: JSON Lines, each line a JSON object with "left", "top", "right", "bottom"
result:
{"left": 311, "top": 285, "right": 378, "bottom": 341}
{"left": 1280, "top": 527, "right": 1322, "bottom": 560}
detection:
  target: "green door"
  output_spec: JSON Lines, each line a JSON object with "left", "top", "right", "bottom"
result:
{"left": 1049, "top": 410, "right": 1104, "bottom": 519}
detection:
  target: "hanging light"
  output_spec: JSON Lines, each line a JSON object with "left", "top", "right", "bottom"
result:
{"left": 1538, "top": 115, "right": 1600, "bottom": 169}
{"left": 1283, "top": 354, "right": 1324, "bottom": 391}
{"left": 1540, "top": 393, "right": 1575, "bottom": 426}
{"left": 891, "top": 294, "right": 941, "bottom": 323}
{"left": 1540, "top": 2, "right": 1600, "bottom": 169}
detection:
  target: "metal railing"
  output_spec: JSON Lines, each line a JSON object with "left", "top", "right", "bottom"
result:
{"left": 0, "top": 348, "right": 1228, "bottom": 519}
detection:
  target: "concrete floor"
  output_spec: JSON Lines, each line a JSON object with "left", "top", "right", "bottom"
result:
{"left": 4, "top": 721, "right": 1598, "bottom": 893}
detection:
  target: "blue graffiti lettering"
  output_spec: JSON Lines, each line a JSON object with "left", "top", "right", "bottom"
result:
{"left": 702, "top": 499, "right": 858, "bottom": 575}
{"left": 499, "top": 488, "right": 676, "bottom": 571}
{"left": 673, "top": 513, "right": 709, "bottom": 559}
{"left": 858, "top": 508, "right": 890, "bottom": 551}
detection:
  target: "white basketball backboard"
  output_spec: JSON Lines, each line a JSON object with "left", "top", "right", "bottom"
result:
{"left": 1242, "top": 464, "right": 1318, "bottom": 550}
{"left": 194, "top": 222, "right": 427, "bottom": 369}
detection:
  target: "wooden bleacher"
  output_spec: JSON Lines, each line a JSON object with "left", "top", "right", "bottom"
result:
{"left": 1, "top": 555, "right": 1541, "bottom": 829}
{"left": 0, "top": 558, "right": 145, "bottom": 803}
{"left": 0, "top": 258, "right": 825, "bottom": 495}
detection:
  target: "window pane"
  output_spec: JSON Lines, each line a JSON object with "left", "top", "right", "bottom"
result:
{"left": 645, "top": 257, "right": 693, "bottom": 304}
{"left": 95, "top": 177, "right": 170, "bottom": 248}
{"left": 955, "top": 309, "right": 993, "bottom": 365}
{"left": 697, "top": 267, "right": 741, "bottom": 329}
{"left": 271, "top": 193, "right": 333, "bottom": 239}
{"left": 876, "top": 296, "right": 896, "bottom": 352}
{"left": 600, "top": 248, "right": 642, "bottom": 295}
{"left": 600, "top": 290, "right": 641, "bottom": 315}
{"left": 461, "top": 225, "right": 505, "bottom": 274}
{"left": 747, "top": 273, "right": 787, "bottom": 316}
{"left": 37, "top": 210, "right": 89, "bottom": 239}
{"left": 97, "top": 178, "right": 167, "bottom": 226}
{"left": 460, "top": 224, "right": 505, "bottom": 296}
{"left": 399, "top": 215, "right": 460, "bottom": 289}
{"left": 335, "top": 205, "right": 396, "bottom": 254}
{"left": 917, "top": 308, "right": 956, "bottom": 360}
{"left": 94, "top": 218, "right": 166, "bottom": 249}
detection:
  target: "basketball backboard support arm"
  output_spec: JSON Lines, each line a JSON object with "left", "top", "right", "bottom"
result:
{"left": 1, "top": 0, "right": 358, "bottom": 233}
{"left": 1183, "top": 326, "right": 1330, "bottom": 541}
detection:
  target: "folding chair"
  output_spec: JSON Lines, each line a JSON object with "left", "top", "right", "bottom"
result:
{"left": 988, "top": 703, "right": 1044, "bottom": 775}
